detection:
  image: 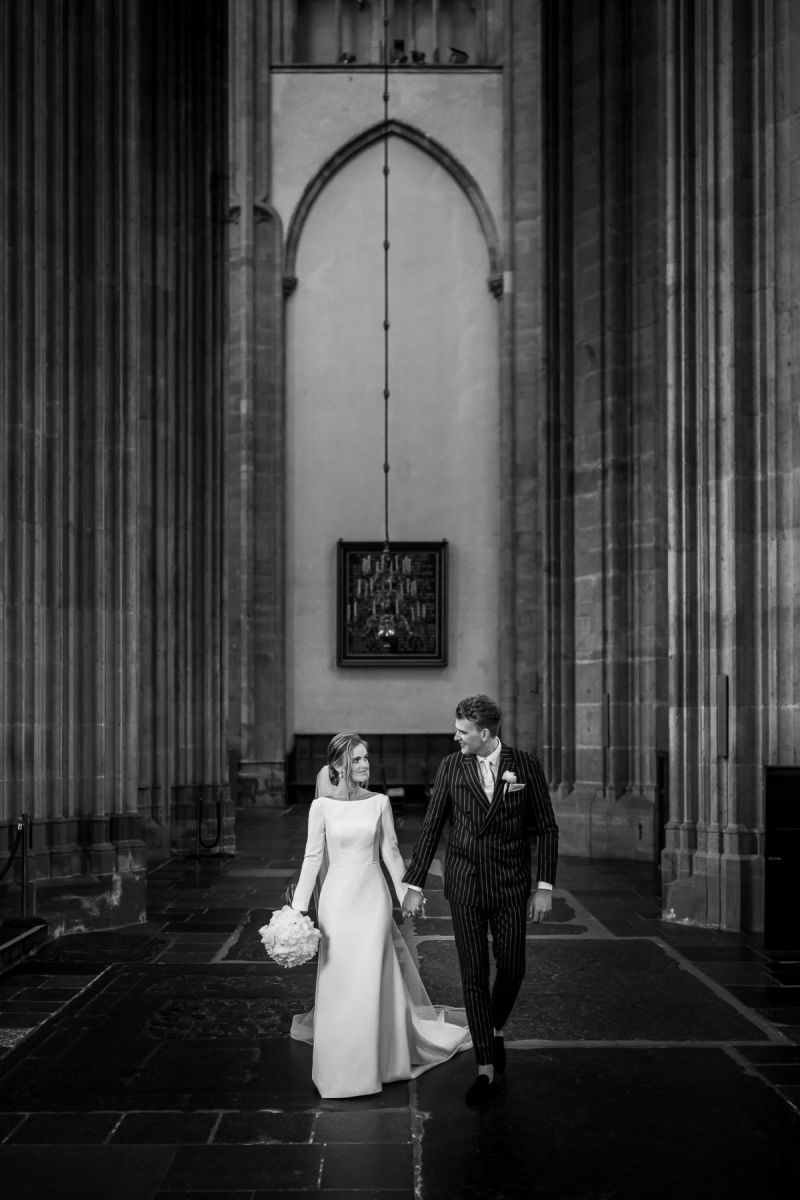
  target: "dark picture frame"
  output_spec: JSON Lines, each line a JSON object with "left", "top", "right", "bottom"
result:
{"left": 337, "top": 540, "right": 448, "bottom": 667}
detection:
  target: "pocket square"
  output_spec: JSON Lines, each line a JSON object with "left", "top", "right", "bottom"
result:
{"left": 507, "top": 783, "right": 525, "bottom": 792}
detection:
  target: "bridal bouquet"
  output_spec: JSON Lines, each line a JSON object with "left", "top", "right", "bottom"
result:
{"left": 259, "top": 905, "right": 321, "bottom": 968}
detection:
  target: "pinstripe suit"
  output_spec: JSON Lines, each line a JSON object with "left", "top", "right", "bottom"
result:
{"left": 403, "top": 744, "right": 559, "bottom": 1064}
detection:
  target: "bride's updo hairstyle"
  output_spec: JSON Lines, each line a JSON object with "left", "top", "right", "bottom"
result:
{"left": 327, "top": 732, "right": 368, "bottom": 787}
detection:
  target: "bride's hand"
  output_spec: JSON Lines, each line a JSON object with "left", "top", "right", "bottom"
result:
{"left": 402, "top": 889, "right": 425, "bottom": 916}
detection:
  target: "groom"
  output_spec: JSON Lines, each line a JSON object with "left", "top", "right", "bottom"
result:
{"left": 402, "top": 694, "right": 559, "bottom": 1105}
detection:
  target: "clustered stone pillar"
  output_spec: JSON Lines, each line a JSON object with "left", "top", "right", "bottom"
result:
{"left": 0, "top": 0, "right": 229, "bottom": 921}
{"left": 504, "top": 1, "right": 666, "bottom": 863}
{"left": 502, "top": 0, "right": 800, "bottom": 931}
{"left": 660, "top": 0, "right": 800, "bottom": 931}
{"left": 225, "top": 0, "right": 287, "bottom": 807}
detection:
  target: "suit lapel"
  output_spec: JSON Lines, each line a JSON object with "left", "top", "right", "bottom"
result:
{"left": 461, "top": 754, "right": 491, "bottom": 812}
{"left": 491, "top": 744, "right": 515, "bottom": 803}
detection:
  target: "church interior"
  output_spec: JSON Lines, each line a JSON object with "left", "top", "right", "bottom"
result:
{"left": 1, "top": 0, "right": 799, "bottom": 1196}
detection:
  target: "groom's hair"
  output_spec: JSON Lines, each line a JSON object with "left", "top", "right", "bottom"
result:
{"left": 455, "top": 694, "right": 501, "bottom": 736}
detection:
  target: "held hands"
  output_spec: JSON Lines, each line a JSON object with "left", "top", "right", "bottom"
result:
{"left": 402, "top": 889, "right": 426, "bottom": 917}
{"left": 527, "top": 888, "right": 552, "bottom": 923}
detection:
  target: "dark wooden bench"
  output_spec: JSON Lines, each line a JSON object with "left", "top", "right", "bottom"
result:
{"left": 287, "top": 733, "right": 455, "bottom": 806}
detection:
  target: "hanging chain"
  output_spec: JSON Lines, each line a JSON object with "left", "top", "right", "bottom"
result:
{"left": 382, "top": 1, "right": 391, "bottom": 549}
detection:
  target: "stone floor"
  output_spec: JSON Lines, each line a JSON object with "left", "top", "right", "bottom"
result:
{"left": 0, "top": 804, "right": 799, "bottom": 1199}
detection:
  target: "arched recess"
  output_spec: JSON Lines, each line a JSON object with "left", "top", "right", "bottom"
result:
{"left": 283, "top": 119, "right": 503, "bottom": 296}
{"left": 284, "top": 111, "right": 502, "bottom": 735}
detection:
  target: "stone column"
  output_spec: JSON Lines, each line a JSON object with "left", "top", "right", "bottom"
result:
{"left": 0, "top": 0, "right": 143, "bottom": 912}
{"left": 0, "top": 0, "right": 230, "bottom": 921}
{"left": 226, "top": 0, "right": 287, "bottom": 804}
{"left": 661, "top": 0, "right": 800, "bottom": 931}
{"left": 136, "top": 0, "right": 230, "bottom": 856}
{"left": 499, "top": 0, "right": 547, "bottom": 750}
{"left": 530, "top": 0, "right": 667, "bottom": 859}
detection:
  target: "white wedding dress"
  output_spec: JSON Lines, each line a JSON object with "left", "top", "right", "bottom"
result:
{"left": 290, "top": 791, "right": 471, "bottom": 1098}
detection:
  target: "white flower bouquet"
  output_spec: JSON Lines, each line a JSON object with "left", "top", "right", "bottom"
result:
{"left": 259, "top": 905, "right": 321, "bottom": 968}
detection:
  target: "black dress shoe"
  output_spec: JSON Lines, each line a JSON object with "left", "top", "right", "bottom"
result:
{"left": 465, "top": 1074, "right": 498, "bottom": 1106}
{"left": 493, "top": 1035, "right": 506, "bottom": 1075}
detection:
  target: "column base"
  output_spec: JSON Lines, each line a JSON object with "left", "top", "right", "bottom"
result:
{"left": 552, "top": 786, "right": 659, "bottom": 860}
{"left": 238, "top": 760, "right": 286, "bottom": 807}
{"left": 661, "top": 846, "right": 763, "bottom": 933}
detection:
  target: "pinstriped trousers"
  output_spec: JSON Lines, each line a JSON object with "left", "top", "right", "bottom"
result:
{"left": 450, "top": 901, "right": 527, "bottom": 1066}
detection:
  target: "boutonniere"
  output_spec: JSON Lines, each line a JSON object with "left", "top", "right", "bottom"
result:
{"left": 502, "top": 770, "right": 525, "bottom": 793}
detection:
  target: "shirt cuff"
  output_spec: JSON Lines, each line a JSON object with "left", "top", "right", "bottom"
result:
{"left": 535, "top": 881, "right": 553, "bottom": 891}
{"left": 405, "top": 883, "right": 423, "bottom": 893}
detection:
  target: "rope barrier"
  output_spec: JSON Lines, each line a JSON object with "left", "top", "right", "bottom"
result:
{"left": 0, "top": 822, "right": 24, "bottom": 884}
{"left": 195, "top": 785, "right": 223, "bottom": 853}
{"left": 0, "top": 814, "right": 33, "bottom": 917}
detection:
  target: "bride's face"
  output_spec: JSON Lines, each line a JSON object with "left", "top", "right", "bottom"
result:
{"left": 341, "top": 743, "right": 369, "bottom": 787}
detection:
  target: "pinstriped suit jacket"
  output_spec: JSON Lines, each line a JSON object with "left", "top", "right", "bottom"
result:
{"left": 402, "top": 744, "right": 559, "bottom": 908}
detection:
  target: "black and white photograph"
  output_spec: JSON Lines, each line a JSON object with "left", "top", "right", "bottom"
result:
{"left": 1, "top": 1, "right": 799, "bottom": 1198}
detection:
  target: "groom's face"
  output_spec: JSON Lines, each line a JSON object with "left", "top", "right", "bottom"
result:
{"left": 454, "top": 717, "right": 487, "bottom": 757}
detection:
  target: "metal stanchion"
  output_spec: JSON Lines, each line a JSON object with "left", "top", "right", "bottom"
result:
{"left": 0, "top": 815, "right": 45, "bottom": 964}
{"left": 184, "top": 785, "right": 235, "bottom": 861}
{"left": 0, "top": 814, "right": 33, "bottom": 918}
{"left": 19, "top": 814, "right": 29, "bottom": 918}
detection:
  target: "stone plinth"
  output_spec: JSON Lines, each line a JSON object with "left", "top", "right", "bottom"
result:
{"left": 238, "top": 762, "right": 286, "bottom": 808}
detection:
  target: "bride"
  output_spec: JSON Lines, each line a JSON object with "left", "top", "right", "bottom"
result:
{"left": 289, "top": 732, "right": 471, "bottom": 1098}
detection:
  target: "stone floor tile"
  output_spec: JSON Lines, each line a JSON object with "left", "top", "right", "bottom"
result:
{"left": 162, "top": 934, "right": 227, "bottom": 944}
{"left": 728, "top": 985, "right": 800, "bottom": 1006}
{"left": 749, "top": 1061, "right": 800, "bottom": 1084}
{"left": 319, "top": 1142, "right": 414, "bottom": 1190}
{"left": 313, "top": 1108, "right": 412, "bottom": 1143}
{"left": 163, "top": 923, "right": 239, "bottom": 934}
{"left": 111, "top": 1111, "right": 218, "bottom": 1143}
{"left": 7, "top": 986, "right": 81, "bottom": 1002}
{"left": 768, "top": 965, "right": 800, "bottom": 984}
{"left": 157, "top": 1193, "right": 255, "bottom": 1200}
{"left": 161, "top": 1144, "right": 323, "bottom": 1191}
{"left": 158, "top": 1190, "right": 255, "bottom": 1200}
{"left": 38, "top": 974, "right": 103, "bottom": 988}
{"left": 6, "top": 1111, "right": 120, "bottom": 1143}
{"left": 0, "top": 1013, "right": 49, "bottom": 1028}
{"left": 254, "top": 1192, "right": 413, "bottom": 1200}
{"left": 0, "top": 1144, "right": 176, "bottom": 1199}
{"left": 0, "top": 1113, "right": 25, "bottom": 1141}
{"left": 737, "top": 1043, "right": 800, "bottom": 1063}
{"left": 214, "top": 1111, "right": 314, "bottom": 1144}
{"left": 754, "top": 1006, "right": 800, "bottom": 1027}
{"left": 155, "top": 952, "right": 223, "bottom": 964}
{"left": 678, "top": 945, "right": 765, "bottom": 962}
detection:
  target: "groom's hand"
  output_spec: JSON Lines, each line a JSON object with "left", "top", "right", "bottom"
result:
{"left": 527, "top": 889, "right": 552, "bottom": 922}
{"left": 402, "top": 889, "right": 425, "bottom": 915}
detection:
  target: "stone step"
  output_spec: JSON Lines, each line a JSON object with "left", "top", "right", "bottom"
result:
{"left": 0, "top": 918, "right": 49, "bottom": 973}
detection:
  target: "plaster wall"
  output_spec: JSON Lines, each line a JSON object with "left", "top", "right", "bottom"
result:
{"left": 270, "top": 70, "right": 503, "bottom": 234}
{"left": 274, "top": 73, "right": 503, "bottom": 736}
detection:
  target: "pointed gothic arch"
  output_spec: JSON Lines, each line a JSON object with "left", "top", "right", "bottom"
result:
{"left": 283, "top": 119, "right": 503, "bottom": 297}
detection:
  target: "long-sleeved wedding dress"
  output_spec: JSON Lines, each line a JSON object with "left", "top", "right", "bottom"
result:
{"left": 290, "top": 791, "right": 470, "bottom": 1098}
